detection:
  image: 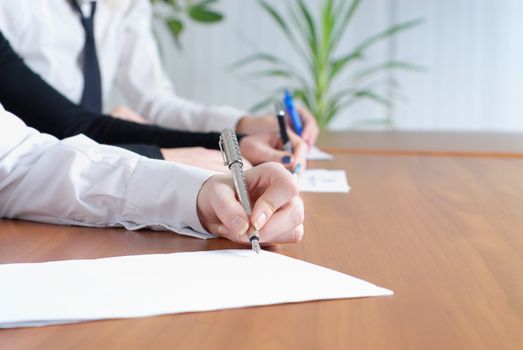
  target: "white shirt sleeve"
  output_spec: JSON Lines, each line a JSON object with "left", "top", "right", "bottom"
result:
{"left": 0, "top": 104, "right": 216, "bottom": 239}
{"left": 115, "top": 0, "right": 247, "bottom": 133}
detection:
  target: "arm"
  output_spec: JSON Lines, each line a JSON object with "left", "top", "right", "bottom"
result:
{"left": 115, "top": 0, "right": 246, "bottom": 132}
{"left": 0, "top": 106, "right": 213, "bottom": 235}
{"left": 0, "top": 31, "right": 222, "bottom": 151}
{"left": 0, "top": 107, "right": 304, "bottom": 244}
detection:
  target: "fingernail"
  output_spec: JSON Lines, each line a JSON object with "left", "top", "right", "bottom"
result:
{"left": 294, "top": 163, "right": 301, "bottom": 174}
{"left": 254, "top": 212, "right": 267, "bottom": 231}
{"left": 281, "top": 155, "right": 291, "bottom": 164}
{"left": 232, "top": 216, "right": 249, "bottom": 236}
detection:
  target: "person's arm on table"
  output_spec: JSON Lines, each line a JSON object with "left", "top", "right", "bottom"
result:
{"left": 115, "top": 0, "right": 319, "bottom": 148}
{"left": 115, "top": 0, "right": 246, "bottom": 133}
{"left": 0, "top": 32, "right": 226, "bottom": 152}
{"left": 236, "top": 105, "right": 320, "bottom": 148}
{"left": 0, "top": 108, "right": 303, "bottom": 244}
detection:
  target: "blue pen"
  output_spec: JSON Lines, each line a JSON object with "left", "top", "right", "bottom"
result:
{"left": 283, "top": 90, "right": 303, "bottom": 136}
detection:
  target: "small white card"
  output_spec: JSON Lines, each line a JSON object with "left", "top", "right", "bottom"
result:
{"left": 298, "top": 169, "right": 350, "bottom": 193}
{"left": 306, "top": 146, "right": 334, "bottom": 160}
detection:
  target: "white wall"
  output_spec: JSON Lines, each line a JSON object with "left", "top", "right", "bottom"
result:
{"left": 155, "top": 0, "right": 523, "bottom": 131}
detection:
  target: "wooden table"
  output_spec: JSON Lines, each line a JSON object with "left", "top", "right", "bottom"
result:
{"left": 318, "top": 130, "right": 523, "bottom": 158}
{"left": 1, "top": 137, "right": 523, "bottom": 349}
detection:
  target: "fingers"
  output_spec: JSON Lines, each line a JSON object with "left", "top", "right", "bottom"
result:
{"left": 246, "top": 163, "right": 300, "bottom": 231}
{"left": 296, "top": 105, "right": 319, "bottom": 146}
{"left": 240, "top": 134, "right": 293, "bottom": 168}
{"left": 242, "top": 157, "right": 253, "bottom": 170}
{"left": 288, "top": 131, "right": 307, "bottom": 174}
{"left": 198, "top": 165, "right": 304, "bottom": 246}
{"left": 204, "top": 177, "right": 250, "bottom": 240}
{"left": 258, "top": 197, "right": 304, "bottom": 244}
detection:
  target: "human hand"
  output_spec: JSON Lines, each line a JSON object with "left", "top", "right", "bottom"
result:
{"left": 161, "top": 147, "right": 252, "bottom": 173}
{"left": 238, "top": 132, "right": 307, "bottom": 174}
{"left": 197, "top": 163, "right": 304, "bottom": 245}
{"left": 235, "top": 114, "right": 278, "bottom": 135}
{"left": 295, "top": 105, "right": 319, "bottom": 147}
{"left": 110, "top": 105, "right": 149, "bottom": 124}
{"left": 235, "top": 107, "right": 319, "bottom": 147}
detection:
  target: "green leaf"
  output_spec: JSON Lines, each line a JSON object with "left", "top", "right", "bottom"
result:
{"left": 228, "top": 53, "right": 309, "bottom": 86}
{"left": 259, "top": 1, "right": 308, "bottom": 59}
{"left": 229, "top": 53, "right": 288, "bottom": 69}
{"left": 353, "top": 90, "right": 391, "bottom": 106}
{"left": 293, "top": 87, "right": 315, "bottom": 111}
{"left": 259, "top": 1, "right": 292, "bottom": 40}
{"left": 167, "top": 17, "right": 184, "bottom": 38}
{"left": 246, "top": 69, "right": 307, "bottom": 86}
{"left": 331, "top": 0, "right": 361, "bottom": 51}
{"left": 329, "top": 51, "right": 363, "bottom": 79}
{"left": 248, "top": 90, "right": 285, "bottom": 113}
{"left": 296, "top": 0, "right": 318, "bottom": 54}
{"left": 188, "top": 5, "right": 223, "bottom": 22}
{"left": 329, "top": 18, "right": 422, "bottom": 80}
{"left": 321, "top": 0, "right": 335, "bottom": 50}
{"left": 353, "top": 18, "right": 423, "bottom": 53}
{"left": 352, "top": 61, "right": 425, "bottom": 82}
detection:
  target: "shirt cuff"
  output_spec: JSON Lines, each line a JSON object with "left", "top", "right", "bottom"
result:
{"left": 123, "top": 158, "right": 216, "bottom": 236}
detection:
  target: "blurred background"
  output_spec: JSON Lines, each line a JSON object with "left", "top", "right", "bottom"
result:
{"left": 141, "top": 0, "right": 523, "bottom": 132}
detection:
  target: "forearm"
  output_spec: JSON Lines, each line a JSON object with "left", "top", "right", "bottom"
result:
{"left": 140, "top": 93, "right": 246, "bottom": 133}
{"left": 0, "top": 110, "right": 215, "bottom": 235}
{"left": 0, "top": 32, "right": 223, "bottom": 150}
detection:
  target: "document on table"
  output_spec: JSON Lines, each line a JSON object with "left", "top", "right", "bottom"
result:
{"left": 0, "top": 250, "right": 392, "bottom": 328}
{"left": 307, "top": 146, "right": 334, "bottom": 160}
{"left": 298, "top": 169, "right": 350, "bottom": 193}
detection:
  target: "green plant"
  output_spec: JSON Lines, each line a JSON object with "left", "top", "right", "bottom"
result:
{"left": 233, "top": 0, "right": 423, "bottom": 128}
{"left": 152, "top": 0, "right": 223, "bottom": 46}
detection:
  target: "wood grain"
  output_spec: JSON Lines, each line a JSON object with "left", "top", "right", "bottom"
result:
{"left": 1, "top": 154, "right": 522, "bottom": 349}
{"left": 317, "top": 130, "right": 523, "bottom": 158}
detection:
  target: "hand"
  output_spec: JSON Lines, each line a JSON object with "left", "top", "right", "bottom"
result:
{"left": 239, "top": 132, "right": 307, "bottom": 174}
{"left": 161, "top": 147, "right": 252, "bottom": 173}
{"left": 295, "top": 105, "right": 319, "bottom": 147}
{"left": 235, "top": 114, "right": 278, "bottom": 135}
{"left": 235, "top": 106, "right": 319, "bottom": 147}
{"left": 197, "top": 163, "right": 304, "bottom": 245}
{"left": 110, "top": 105, "right": 149, "bottom": 124}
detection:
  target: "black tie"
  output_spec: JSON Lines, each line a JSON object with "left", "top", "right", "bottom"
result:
{"left": 73, "top": 1, "right": 102, "bottom": 113}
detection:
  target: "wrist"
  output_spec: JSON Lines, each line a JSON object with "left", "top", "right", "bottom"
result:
{"left": 196, "top": 174, "right": 218, "bottom": 233}
{"left": 235, "top": 115, "right": 252, "bottom": 134}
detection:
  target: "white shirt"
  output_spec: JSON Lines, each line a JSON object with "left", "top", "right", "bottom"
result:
{"left": 0, "top": 103, "right": 215, "bottom": 238}
{"left": 0, "top": 0, "right": 246, "bottom": 132}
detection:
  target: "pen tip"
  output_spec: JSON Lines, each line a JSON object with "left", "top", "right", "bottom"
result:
{"left": 251, "top": 239, "right": 261, "bottom": 254}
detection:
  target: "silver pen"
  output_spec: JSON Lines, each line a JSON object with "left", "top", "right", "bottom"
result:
{"left": 219, "top": 128, "right": 261, "bottom": 254}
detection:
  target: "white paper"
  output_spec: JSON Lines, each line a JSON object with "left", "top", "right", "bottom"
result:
{"left": 307, "top": 146, "right": 334, "bottom": 160}
{"left": 0, "top": 250, "right": 391, "bottom": 328}
{"left": 298, "top": 169, "right": 350, "bottom": 193}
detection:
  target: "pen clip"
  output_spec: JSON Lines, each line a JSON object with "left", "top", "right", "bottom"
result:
{"left": 218, "top": 136, "right": 228, "bottom": 166}
{"left": 219, "top": 128, "right": 243, "bottom": 169}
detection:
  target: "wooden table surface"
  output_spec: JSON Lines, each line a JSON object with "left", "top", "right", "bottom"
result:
{"left": 1, "top": 152, "right": 523, "bottom": 349}
{"left": 318, "top": 130, "right": 523, "bottom": 158}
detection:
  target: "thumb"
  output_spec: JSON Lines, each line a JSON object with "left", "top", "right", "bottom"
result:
{"left": 201, "top": 176, "right": 251, "bottom": 241}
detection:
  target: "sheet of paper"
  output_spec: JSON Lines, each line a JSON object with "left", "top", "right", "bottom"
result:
{"left": 307, "top": 146, "right": 334, "bottom": 160}
{"left": 0, "top": 250, "right": 391, "bottom": 328}
{"left": 298, "top": 169, "right": 350, "bottom": 193}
